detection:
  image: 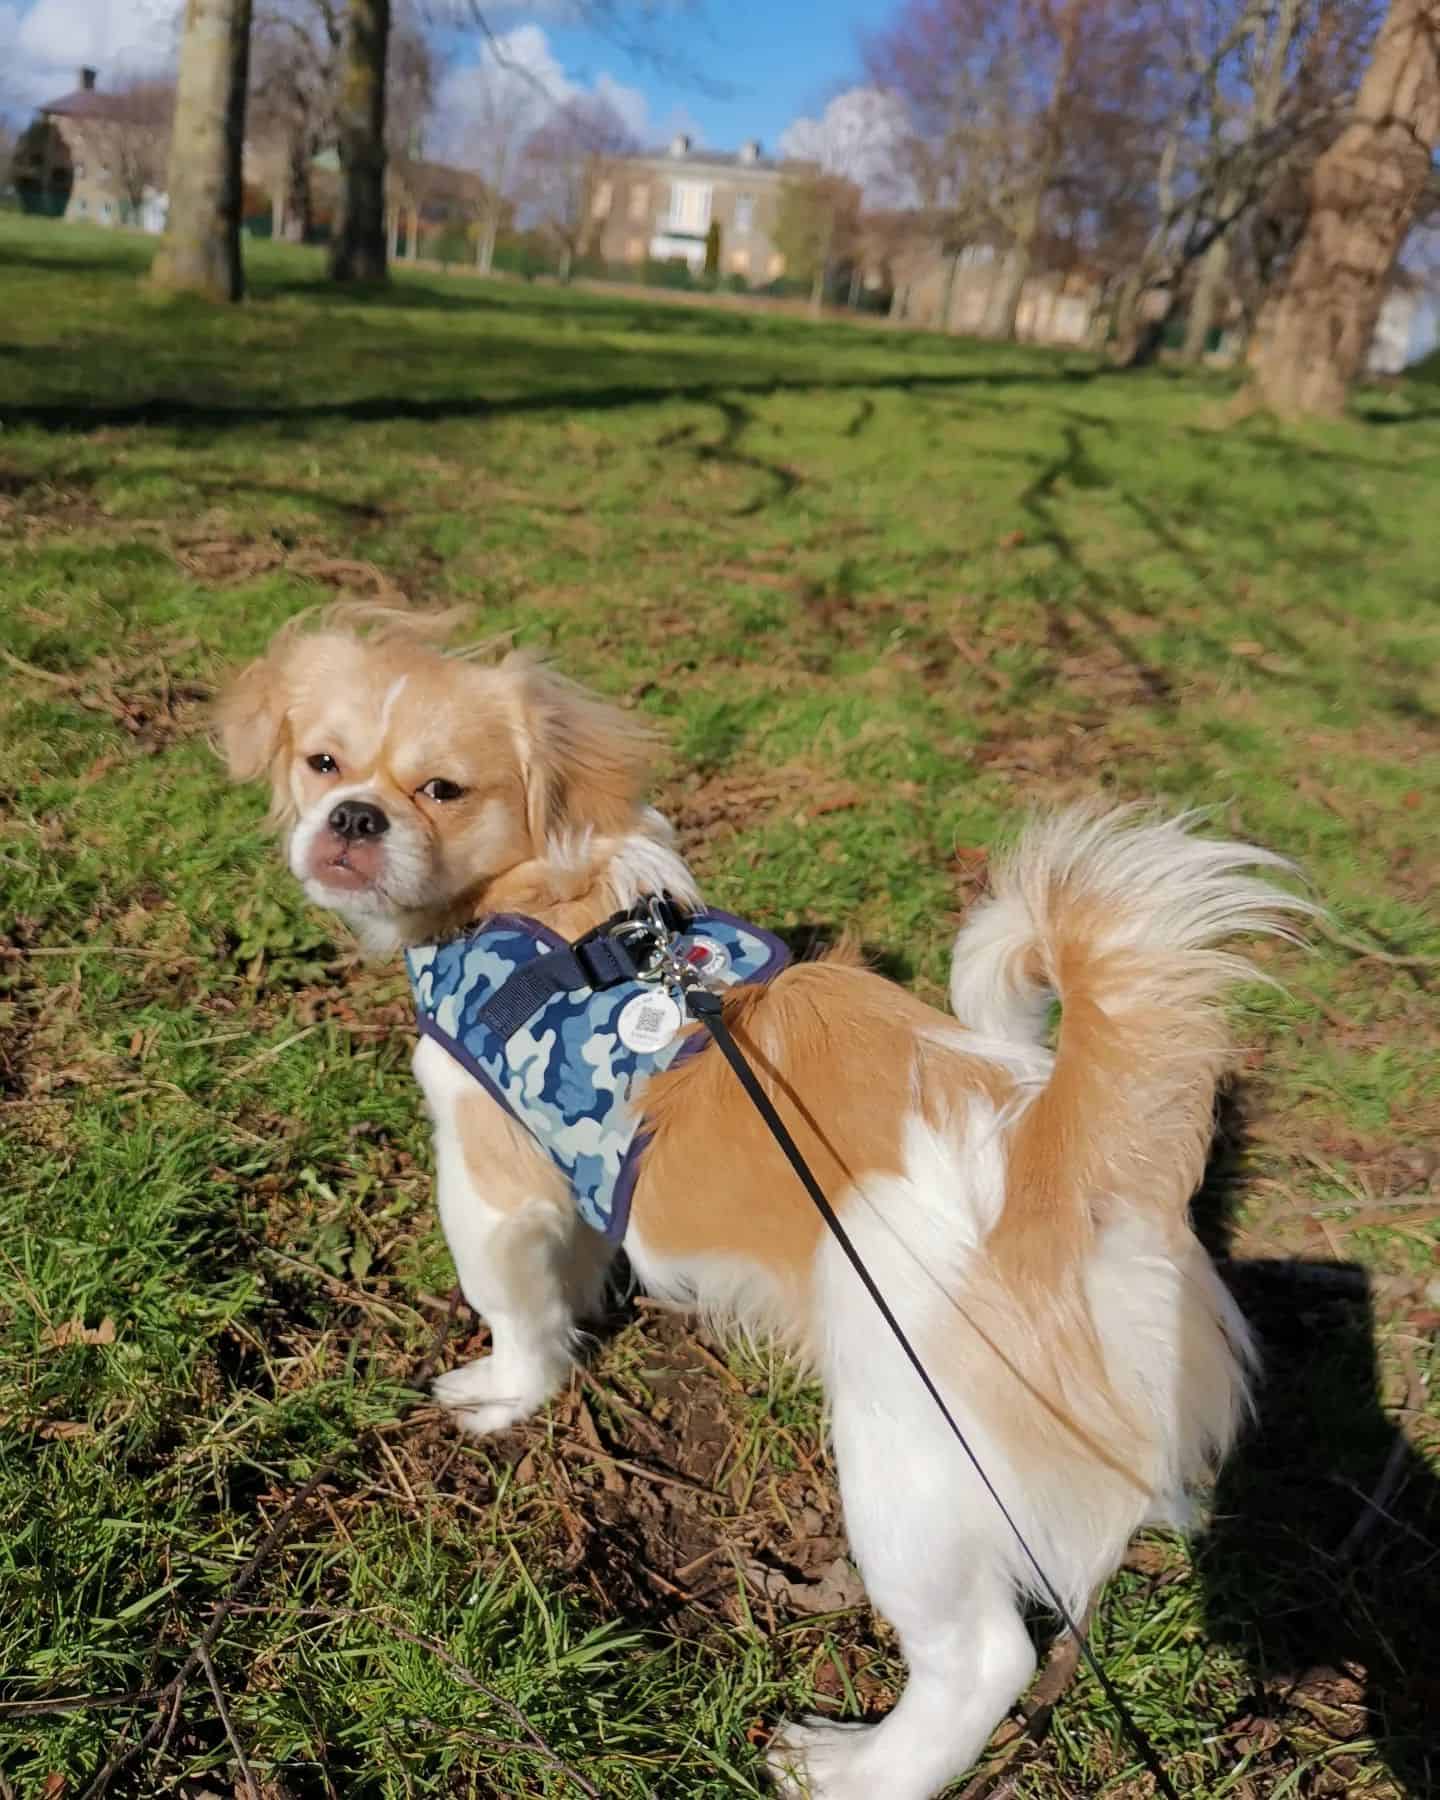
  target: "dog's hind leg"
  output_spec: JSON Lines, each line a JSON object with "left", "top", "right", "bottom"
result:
{"left": 767, "top": 1364, "right": 1036, "bottom": 1800}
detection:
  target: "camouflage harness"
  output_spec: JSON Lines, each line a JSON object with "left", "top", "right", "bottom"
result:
{"left": 405, "top": 900, "right": 789, "bottom": 1243}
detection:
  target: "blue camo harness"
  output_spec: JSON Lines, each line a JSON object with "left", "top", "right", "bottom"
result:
{"left": 405, "top": 901, "right": 790, "bottom": 1244}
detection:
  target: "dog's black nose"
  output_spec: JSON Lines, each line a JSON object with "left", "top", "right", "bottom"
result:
{"left": 329, "top": 799, "right": 389, "bottom": 840}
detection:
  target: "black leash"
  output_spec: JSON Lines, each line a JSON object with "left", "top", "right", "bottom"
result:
{"left": 684, "top": 984, "right": 1183, "bottom": 1800}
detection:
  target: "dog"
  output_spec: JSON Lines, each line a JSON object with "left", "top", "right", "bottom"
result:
{"left": 219, "top": 605, "right": 1310, "bottom": 1800}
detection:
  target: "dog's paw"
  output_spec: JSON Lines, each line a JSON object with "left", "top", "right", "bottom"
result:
{"left": 766, "top": 1718, "right": 875, "bottom": 1799}
{"left": 432, "top": 1357, "right": 553, "bottom": 1437}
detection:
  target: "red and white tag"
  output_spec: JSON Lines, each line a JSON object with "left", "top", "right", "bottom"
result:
{"left": 683, "top": 937, "right": 731, "bottom": 983}
{"left": 616, "top": 990, "right": 684, "bottom": 1054}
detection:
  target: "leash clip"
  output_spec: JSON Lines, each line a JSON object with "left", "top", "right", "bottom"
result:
{"left": 608, "top": 897, "right": 702, "bottom": 998}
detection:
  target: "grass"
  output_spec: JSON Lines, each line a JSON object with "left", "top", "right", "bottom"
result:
{"left": 1, "top": 212, "right": 1437, "bottom": 1799}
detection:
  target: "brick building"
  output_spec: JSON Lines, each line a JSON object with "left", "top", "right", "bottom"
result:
{"left": 591, "top": 134, "right": 810, "bottom": 285}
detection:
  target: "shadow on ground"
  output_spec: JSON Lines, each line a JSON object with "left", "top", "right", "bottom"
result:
{"left": 1194, "top": 1100, "right": 1440, "bottom": 1796}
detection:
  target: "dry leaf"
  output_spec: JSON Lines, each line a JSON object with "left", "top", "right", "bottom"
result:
{"left": 1229, "top": 641, "right": 1265, "bottom": 656}
{"left": 43, "top": 1316, "right": 117, "bottom": 1348}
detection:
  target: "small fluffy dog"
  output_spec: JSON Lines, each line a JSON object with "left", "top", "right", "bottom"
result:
{"left": 220, "top": 607, "right": 1308, "bottom": 1800}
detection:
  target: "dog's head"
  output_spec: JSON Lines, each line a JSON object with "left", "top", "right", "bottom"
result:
{"left": 217, "top": 607, "right": 654, "bottom": 949}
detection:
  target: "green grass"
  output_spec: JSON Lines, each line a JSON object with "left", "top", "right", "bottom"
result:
{"left": 2, "top": 214, "right": 1438, "bottom": 1798}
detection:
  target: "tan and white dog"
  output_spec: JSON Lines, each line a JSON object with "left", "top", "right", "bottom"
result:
{"left": 219, "top": 606, "right": 1308, "bottom": 1800}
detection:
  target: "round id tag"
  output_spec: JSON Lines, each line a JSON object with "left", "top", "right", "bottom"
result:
{"left": 683, "top": 936, "right": 731, "bottom": 982}
{"left": 617, "top": 989, "right": 684, "bottom": 1054}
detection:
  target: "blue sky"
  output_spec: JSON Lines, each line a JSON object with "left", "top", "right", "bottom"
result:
{"left": 529, "top": 0, "right": 895, "bottom": 151}
{"left": 1, "top": 0, "right": 895, "bottom": 151}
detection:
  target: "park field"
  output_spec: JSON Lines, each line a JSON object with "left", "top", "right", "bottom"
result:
{"left": 2, "top": 213, "right": 1438, "bottom": 1798}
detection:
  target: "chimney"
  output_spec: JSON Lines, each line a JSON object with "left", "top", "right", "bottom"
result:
{"left": 739, "top": 139, "right": 761, "bottom": 164}
{"left": 80, "top": 66, "right": 97, "bottom": 91}
{"left": 668, "top": 132, "right": 691, "bottom": 158}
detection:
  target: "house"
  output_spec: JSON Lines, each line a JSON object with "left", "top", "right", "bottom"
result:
{"left": 32, "top": 68, "right": 171, "bottom": 232}
{"left": 591, "top": 135, "right": 808, "bottom": 284}
{"left": 1368, "top": 276, "right": 1439, "bottom": 374}
{"left": 885, "top": 224, "right": 1106, "bottom": 346}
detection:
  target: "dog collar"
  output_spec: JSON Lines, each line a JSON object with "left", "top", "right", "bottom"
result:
{"left": 405, "top": 902, "right": 789, "bottom": 1243}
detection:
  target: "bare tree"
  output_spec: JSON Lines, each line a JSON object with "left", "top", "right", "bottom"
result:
{"left": 444, "top": 42, "right": 552, "bottom": 272}
{"left": 773, "top": 170, "right": 863, "bottom": 310}
{"left": 248, "top": 0, "right": 342, "bottom": 240}
{"left": 1248, "top": 0, "right": 1440, "bottom": 412}
{"left": 866, "top": 0, "right": 1163, "bottom": 340}
{"left": 1105, "top": 0, "right": 1378, "bottom": 365}
{"left": 151, "top": 0, "right": 254, "bottom": 300}
{"left": 520, "top": 93, "right": 634, "bottom": 280}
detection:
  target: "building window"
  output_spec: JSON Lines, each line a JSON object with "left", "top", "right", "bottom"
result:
{"left": 733, "top": 192, "right": 754, "bottom": 235}
{"left": 101, "top": 201, "right": 113, "bottom": 221}
{"left": 667, "top": 180, "right": 711, "bottom": 233}
{"left": 731, "top": 248, "right": 749, "bottom": 274}
{"left": 591, "top": 178, "right": 612, "bottom": 219}
{"left": 628, "top": 182, "right": 648, "bottom": 221}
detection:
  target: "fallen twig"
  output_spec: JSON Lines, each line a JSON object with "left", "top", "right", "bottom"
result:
{"left": 198, "top": 1645, "right": 259, "bottom": 1800}
{"left": 1336, "top": 1344, "right": 1426, "bottom": 1563}
{"left": 0, "top": 1686, "right": 163, "bottom": 1720}
{"left": 247, "top": 1605, "right": 600, "bottom": 1798}
{"left": 954, "top": 1605, "right": 1092, "bottom": 1800}
{"left": 1318, "top": 918, "right": 1440, "bottom": 971}
{"left": 75, "top": 1289, "right": 461, "bottom": 1799}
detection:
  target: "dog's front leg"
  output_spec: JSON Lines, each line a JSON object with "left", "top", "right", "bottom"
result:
{"left": 419, "top": 1041, "right": 610, "bottom": 1436}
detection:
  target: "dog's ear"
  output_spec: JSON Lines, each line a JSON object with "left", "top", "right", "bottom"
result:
{"left": 216, "top": 649, "right": 289, "bottom": 786}
{"left": 510, "top": 655, "right": 656, "bottom": 844}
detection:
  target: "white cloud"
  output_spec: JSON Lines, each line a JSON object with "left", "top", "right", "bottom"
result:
{"left": 1, "top": 0, "right": 176, "bottom": 111}
{"left": 432, "top": 22, "right": 650, "bottom": 168}
{"left": 594, "top": 70, "right": 646, "bottom": 142}
{"left": 779, "top": 86, "right": 911, "bottom": 206}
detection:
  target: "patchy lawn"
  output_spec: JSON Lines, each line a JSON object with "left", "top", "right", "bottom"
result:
{"left": 1, "top": 213, "right": 1437, "bottom": 1799}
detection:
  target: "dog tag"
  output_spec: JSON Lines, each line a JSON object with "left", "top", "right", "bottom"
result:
{"left": 617, "top": 990, "right": 684, "bottom": 1054}
{"left": 684, "top": 936, "right": 731, "bottom": 982}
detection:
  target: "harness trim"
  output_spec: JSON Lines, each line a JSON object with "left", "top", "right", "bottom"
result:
{"left": 407, "top": 902, "right": 789, "bottom": 1244}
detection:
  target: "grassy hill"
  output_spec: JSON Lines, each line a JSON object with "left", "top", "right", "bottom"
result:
{"left": 2, "top": 214, "right": 1437, "bottom": 1798}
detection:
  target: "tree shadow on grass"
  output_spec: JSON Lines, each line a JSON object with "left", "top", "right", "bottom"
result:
{"left": 2, "top": 364, "right": 1105, "bottom": 439}
{"left": 1012, "top": 413, "right": 1440, "bottom": 731}
{"left": 1191, "top": 1097, "right": 1440, "bottom": 1796}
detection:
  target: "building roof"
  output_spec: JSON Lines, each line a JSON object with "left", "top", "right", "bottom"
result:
{"left": 625, "top": 139, "right": 814, "bottom": 180}
{"left": 39, "top": 87, "right": 140, "bottom": 120}
{"left": 40, "top": 74, "right": 172, "bottom": 126}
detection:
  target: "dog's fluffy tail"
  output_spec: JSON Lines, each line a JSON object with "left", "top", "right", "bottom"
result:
{"left": 949, "top": 804, "right": 1314, "bottom": 1276}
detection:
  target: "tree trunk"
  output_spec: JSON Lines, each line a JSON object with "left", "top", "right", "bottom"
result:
{"left": 1182, "top": 234, "right": 1230, "bottom": 362}
{"left": 150, "top": 0, "right": 252, "bottom": 300}
{"left": 1249, "top": 0, "right": 1440, "bottom": 417}
{"left": 282, "top": 134, "right": 311, "bottom": 242}
{"left": 477, "top": 205, "right": 498, "bottom": 274}
{"left": 329, "top": 0, "right": 390, "bottom": 282}
{"left": 982, "top": 243, "right": 1031, "bottom": 339}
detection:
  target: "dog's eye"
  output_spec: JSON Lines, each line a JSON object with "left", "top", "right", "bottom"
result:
{"left": 418, "top": 778, "right": 466, "bottom": 803}
{"left": 306, "top": 753, "right": 339, "bottom": 776}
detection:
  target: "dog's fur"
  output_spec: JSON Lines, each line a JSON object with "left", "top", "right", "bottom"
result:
{"left": 219, "top": 607, "right": 1311, "bottom": 1800}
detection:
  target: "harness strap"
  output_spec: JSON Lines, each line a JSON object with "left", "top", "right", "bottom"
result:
{"left": 684, "top": 984, "right": 1182, "bottom": 1800}
{"left": 477, "top": 932, "right": 643, "bottom": 1041}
